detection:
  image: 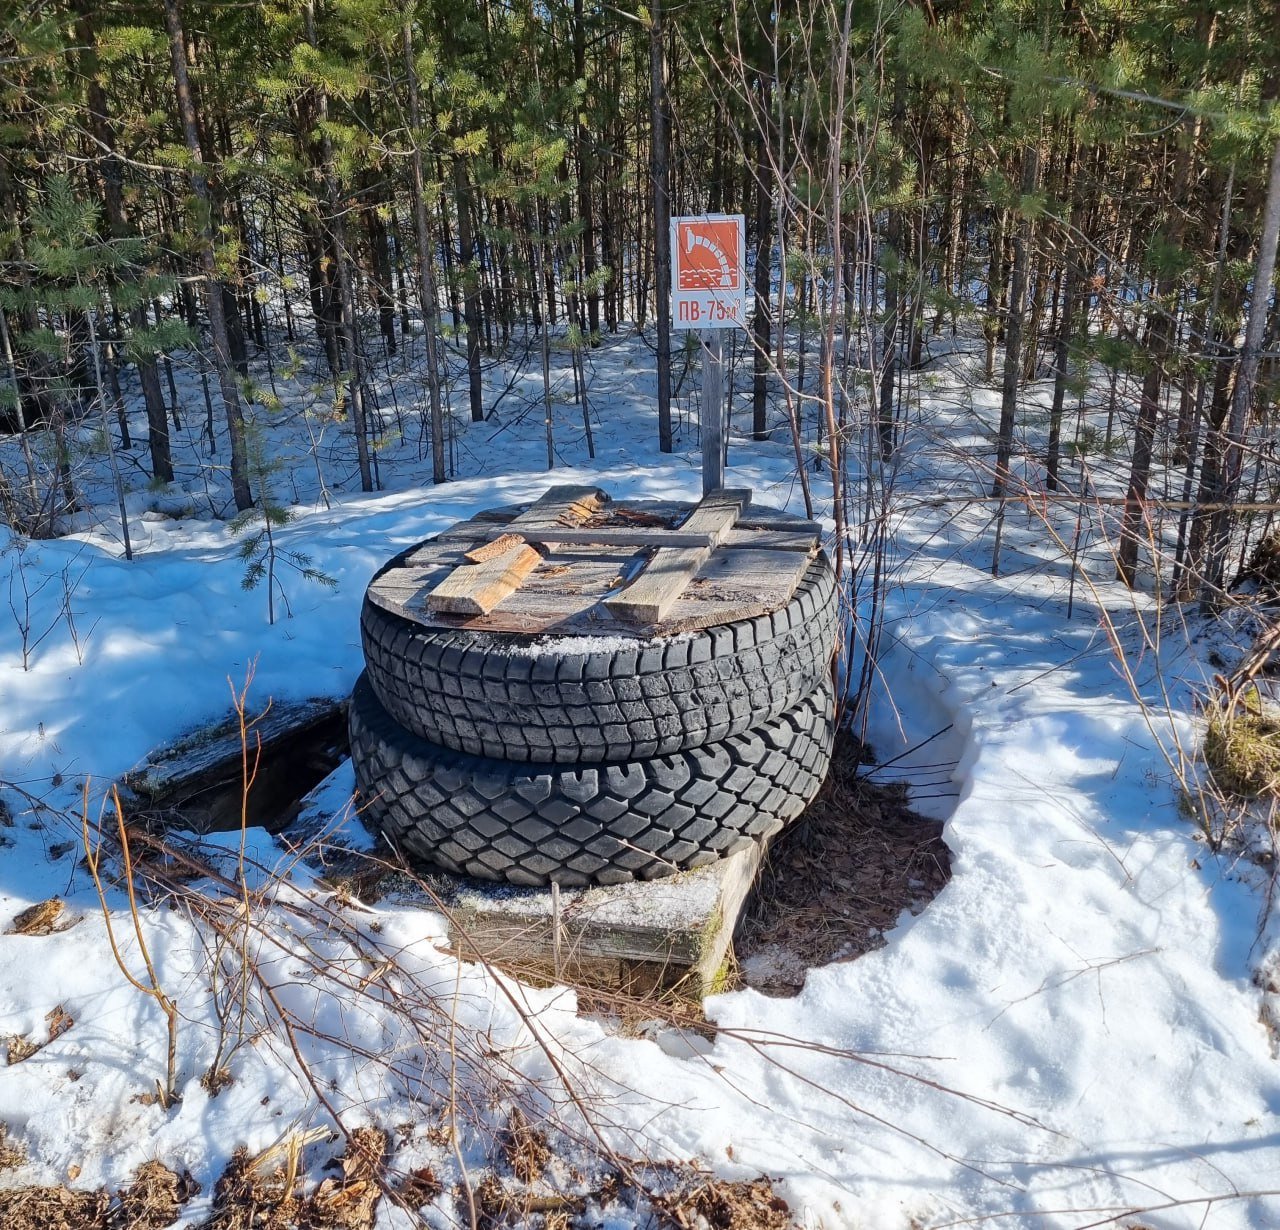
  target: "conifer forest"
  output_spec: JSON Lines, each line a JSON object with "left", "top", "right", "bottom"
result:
{"left": 0, "top": 0, "right": 1276, "bottom": 603}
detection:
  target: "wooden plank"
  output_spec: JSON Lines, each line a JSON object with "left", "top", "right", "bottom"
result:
{"left": 605, "top": 488, "right": 751, "bottom": 624}
{"left": 680, "top": 487, "right": 752, "bottom": 536}
{"left": 423, "top": 485, "right": 608, "bottom": 617}
{"left": 439, "top": 518, "right": 812, "bottom": 553}
{"left": 463, "top": 532, "right": 526, "bottom": 563}
{"left": 738, "top": 514, "right": 822, "bottom": 535}
{"left": 439, "top": 524, "right": 717, "bottom": 550}
{"left": 724, "top": 528, "right": 818, "bottom": 551}
{"left": 686, "top": 546, "right": 813, "bottom": 610}
{"left": 427, "top": 540, "right": 543, "bottom": 615}
{"left": 508, "top": 484, "right": 610, "bottom": 531}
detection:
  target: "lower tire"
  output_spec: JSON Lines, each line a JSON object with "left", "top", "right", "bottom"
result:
{"left": 348, "top": 672, "right": 835, "bottom": 887}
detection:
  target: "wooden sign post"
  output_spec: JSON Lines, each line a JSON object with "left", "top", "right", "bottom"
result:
{"left": 671, "top": 214, "right": 747, "bottom": 495}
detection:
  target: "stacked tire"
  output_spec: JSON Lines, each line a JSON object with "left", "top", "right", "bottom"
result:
{"left": 349, "top": 541, "right": 840, "bottom": 887}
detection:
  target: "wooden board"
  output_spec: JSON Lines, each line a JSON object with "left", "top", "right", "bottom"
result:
{"left": 424, "top": 485, "right": 608, "bottom": 616}
{"left": 427, "top": 538, "right": 542, "bottom": 615}
{"left": 605, "top": 488, "right": 751, "bottom": 624}
{"left": 437, "top": 523, "right": 818, "bottom": 553}
{"left": 366, "top": 489, "right": 821, "bottom": 637}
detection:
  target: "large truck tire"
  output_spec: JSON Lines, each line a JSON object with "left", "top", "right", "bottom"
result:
{"left": 348, "top": 672, "right": 834, "bottom": 888}
{"left": 361, "top": 552, "right": 837, "bottom": 764}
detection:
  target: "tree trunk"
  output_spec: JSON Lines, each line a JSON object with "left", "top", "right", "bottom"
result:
{"left": 453, "top": 158, "right": 484, "bottom": 422}
{"left": 992, "top": 143, "right": 1040, "bottom": 499}
{"left": 752, "top": 79, "right": 772, "bottom": 442}
{"left": 76, "top": 1, "right": 173, "bottom": 484}
{"left": 304, "top": 0, "right": 373, "bottom": 493}
{"left": 403, "top": 19, "right": 447, "bottom": 484}
{"left": 162, "top": 0, "right": 251, "bottom": 511}
{"left": 650, "top": 0, "right": 673, "bottom": 452}
{"left": 1202, "top": 134, "right": 1280, "bottom": 601}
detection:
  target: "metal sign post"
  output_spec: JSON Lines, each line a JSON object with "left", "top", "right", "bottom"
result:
{"left": 670, "top": 214, "right": 746, "bottom": 495}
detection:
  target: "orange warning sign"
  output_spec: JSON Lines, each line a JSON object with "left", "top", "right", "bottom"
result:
{"left": 671, "top": 213, "right": 746, "bottom": 330}
{"left": 675, "top": 218, "right": 742, "bottom": 291}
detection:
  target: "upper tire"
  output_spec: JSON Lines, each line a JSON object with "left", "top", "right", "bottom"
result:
{"left": 349, "top": 671, "right": 835, "bottom": 887}
{"left": 361, "top": 550, "right": 838, "bottom": 764}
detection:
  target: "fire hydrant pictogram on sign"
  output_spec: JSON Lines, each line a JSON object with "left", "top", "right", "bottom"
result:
{"left": 676, "top": 218, "right": 740, "bottom": 290}
{"left": 671, "top": 214, "right": 747, "bottom": 329}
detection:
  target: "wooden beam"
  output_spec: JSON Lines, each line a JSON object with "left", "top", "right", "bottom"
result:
{"left": 605, "top": 488, "right": 752, "bottom": 624}
{"left": 427, "top": 537, "right": 543, "bottom": 615}
{"left": 426, "top": 485, "right": 609, "bottom": 616}
{"left": 439, "top": 524, "right": 718, "bottom": 550}
{"left": 509, "top": 484, "right": 610, "bottom": 530}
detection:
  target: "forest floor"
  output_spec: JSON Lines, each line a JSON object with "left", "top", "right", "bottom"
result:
{"left": 1, "top": 325, "right": 1279, "bottom": 1228}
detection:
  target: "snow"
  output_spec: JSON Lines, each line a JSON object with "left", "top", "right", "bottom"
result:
{"left": 1, "top": 327, "right": 1278, "bottom": 1227}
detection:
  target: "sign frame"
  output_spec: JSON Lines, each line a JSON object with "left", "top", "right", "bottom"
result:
{"left": 671, "top": 213, "right": 748, "bottom": 331}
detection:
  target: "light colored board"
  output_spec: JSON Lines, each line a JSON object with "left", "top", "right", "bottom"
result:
{"left": 440, "top": 524, "right": 717, "bottom": 550}
{"left": 426, "top": 540, "right": 543, "bottom": 615}
{"left": 738, "top": 514, "right": 823, "bottom": 535}
{"left": 723, "top": 528, "right": 818, "bottom": 551}
{"left": 605, "top": 487, "right": 751, "bottom": 624}
{"left": 437, "top": 841, "right": 764, "bottom": 996}
{"left": 463, "top": 532, "right": 526, "bottom": 563}
{"left": 680, "top": 487, "right": 753, "bottom": 535}
{"left": 441, "top": 523, "right": 816, "bottom": 552}
{"left": 685, "top": 546, "right": 813, "bottom": 610}
{"left": 508, "top": 484, "right": 609, "bottom": 531}
{"left": 423, "top": 485, "right": 608, "bottom": 617}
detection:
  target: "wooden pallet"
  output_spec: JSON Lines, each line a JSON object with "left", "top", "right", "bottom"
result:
{"left": 369, "top": 485, "right": 822, "bottom": 637}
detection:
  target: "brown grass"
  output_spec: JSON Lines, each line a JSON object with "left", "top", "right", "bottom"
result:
{"left": 738, "top": 730, "right": 952, "bottom": 993}
{"left": 0, "top": 1122, "right": 26, "bottom": 1170}
{"left": 0, "top": 1185, "right": 109, "bottom": 1230}
{"left": 500, "top": 1107, "right": 550, "bottom": 1184}
{"left": 117, "top": 1161, "right": 199, "bottom": 1230}
{"left": 203, "top": 1127, "right": 387, "bottom": 1230}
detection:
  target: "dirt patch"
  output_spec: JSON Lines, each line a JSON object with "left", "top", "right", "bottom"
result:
{"left": 737, "top": 730, "right": 952, "bottom": 994}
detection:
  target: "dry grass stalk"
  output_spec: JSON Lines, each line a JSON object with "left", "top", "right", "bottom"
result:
{"left": 80, "top": 782, "right": 181, "bottom": 1108}
{"left": 0, "top": 1122, "right": 26, "bottom": 1170}
{"left": 500, "top": 1107, "right": 550, "bottom": 1184}
{"left": 205, "top": 1128, "right": 387, "bottom": 1230}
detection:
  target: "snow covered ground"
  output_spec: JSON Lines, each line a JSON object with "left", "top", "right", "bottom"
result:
{"left": 1, "top": 327, "right": 1278, "bottom": 1227}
